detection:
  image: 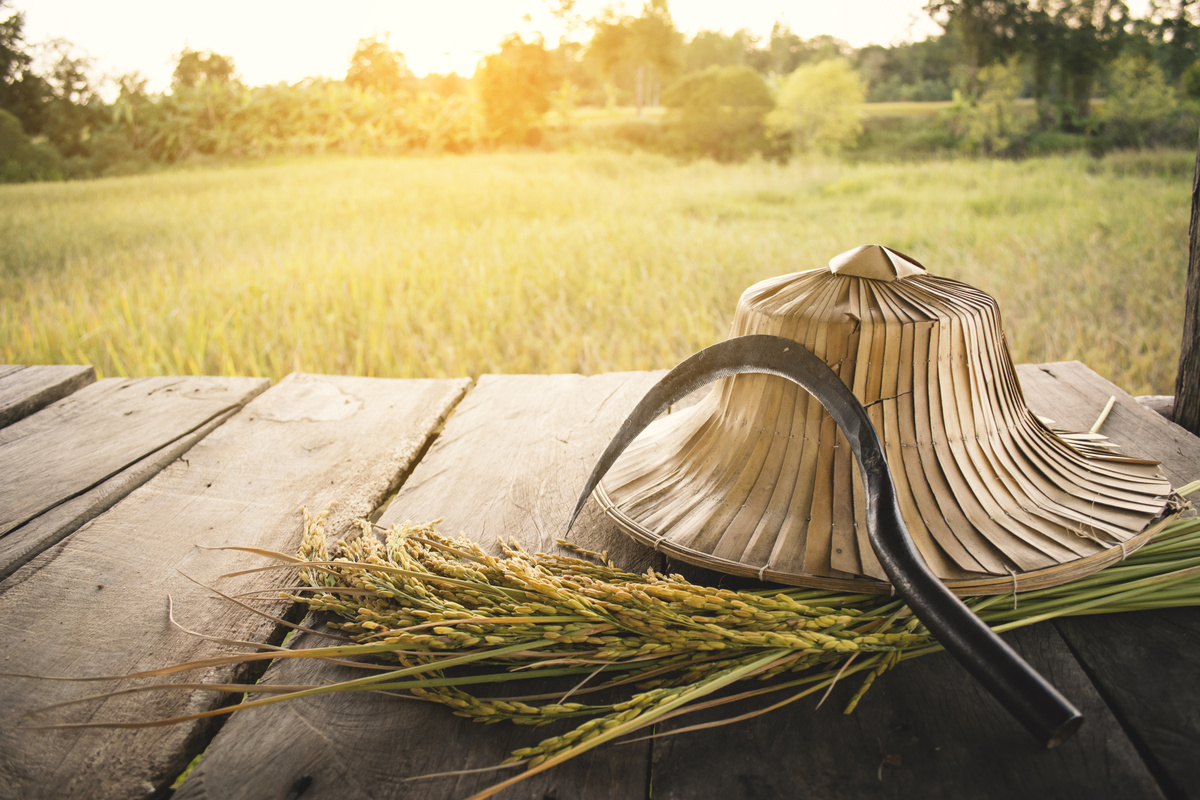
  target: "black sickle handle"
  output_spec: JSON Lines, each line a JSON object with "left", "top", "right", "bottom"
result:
{"left": 568, "top": 334, "right": 1082, "bottom": 748}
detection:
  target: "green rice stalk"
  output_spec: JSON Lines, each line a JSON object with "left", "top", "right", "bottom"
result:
{"left": 19, "top": 500, "right": 1200, "bottom": 800}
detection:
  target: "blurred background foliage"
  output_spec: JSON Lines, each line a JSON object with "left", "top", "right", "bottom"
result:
{"left": 4, "top": 0, "right": 1200, "bottom": 181}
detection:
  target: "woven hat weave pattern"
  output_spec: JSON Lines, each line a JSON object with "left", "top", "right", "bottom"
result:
{"left": 597, "top": 246, "right": 1172, "bottom": 593}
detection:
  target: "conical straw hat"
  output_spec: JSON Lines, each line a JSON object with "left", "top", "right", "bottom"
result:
{"left": 597, "top": 245, "right": 1174, "bottom": 594}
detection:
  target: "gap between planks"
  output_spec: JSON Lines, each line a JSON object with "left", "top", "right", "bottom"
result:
{"left": 0, "top": 373, "right": 469, "bottom": 800}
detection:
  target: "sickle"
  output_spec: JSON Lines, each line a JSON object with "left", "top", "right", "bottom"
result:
{"left": 568, "top": 334, "right": 1082, "bottom": 748}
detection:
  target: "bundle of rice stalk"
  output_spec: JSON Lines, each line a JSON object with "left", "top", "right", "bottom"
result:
{"left": 22, "top": 486, "right": 1200, "bottom": 800}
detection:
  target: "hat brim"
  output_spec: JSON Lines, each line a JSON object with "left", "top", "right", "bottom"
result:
{"left": 596, "top": 262, "right": 1173, "bottom": 593}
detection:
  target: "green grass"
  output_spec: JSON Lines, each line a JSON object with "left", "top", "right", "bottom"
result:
{"left": 0, "top": 149, "right": 1192, "bottom": 395}
{"left": 859, "top": 99, "right": 1041, "bottom": 117}
{"left": 861, "top": 101, "right": 955, "bottom": 117}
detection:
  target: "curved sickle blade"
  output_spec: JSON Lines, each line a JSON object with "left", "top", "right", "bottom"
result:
{"left": 569, "top": 334, "right": 1082, "bottom": 748}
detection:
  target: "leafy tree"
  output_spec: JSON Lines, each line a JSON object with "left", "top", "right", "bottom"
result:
{"left": 91, "top": 72, "right": 155, "bottom": 171}
{"left": 392, "top": 89, "right": 483, "bottom": 153}
{"left": 345, "top": 35, "right": 414, "bottom": 95}
{"left": 797, "top": 35, "right": 856, "bottom": 65}
{"left": 662, "top": 64, "right": 774, "bottom": 160}
{"left": 159, "top": 49, "right": 245, "bottom": 160}
{"left": 1019, "top": 1, "right": 1135, "bottom": 129}
{"left": 0, "top": 0, "right": 28, "bottom": 90}
{"left": 172, "top": 48, "right": 237, "bottom": 89}
{"left": 766, "top": 59, "right": 866, "bottom": 154}
{"left": 586, "top": 11, "right": 632, "bottom": 103}
{"left": 1104, "top": 52, "right": 1176, "bottom": 145}
{"left": 929, "top": 0, "right": 1134, "bottom": 129}
{"left": 0, "top": 104, "right": 26, "bottom": 155}
{"left": 761, "top": 21, "right": 805, "bottom": 75}
{"left": 475, "top": 34, "right": 557, "bottom": 144}
{"left": 0, "top": 105, "right": 47, "bottom": 178}
{"left": 1026, "top": 5, "right": 1063, "bottom": 123}
{"left": 951, "top": 56, "right": 1031, "bottom": 153}
{"left": 925, "top": 0, "right": 1029, "bottom": 94}
{"left": 419, "top": 72, "right": 468, "bottom": 97}
{"left": 1048, "top": 0, "right": 1130, "bottom": 123}
{"left": 540, "top": 39, "right": 601, "bottom": 107}
{"left": 0, "top": 1, "right": 50, "bottom": 136}
{"left": 856, "top": 36, "right": 957, "bottom": 101}
{"left": 747, "top": 23, "right": 856, "bottom": 77}
{"left": 34, "top": 37, "right": 103, "bottom": 157}
{"left": 1138, "top": 0, "right": 1199, "bottom": 81}
{"left": 0, "top": 7, "right": 102, "bottom": 168}
{"left": 545, "top": 0, "right": 585, "bottom": 34}
{"left": 627, "top": 0, "right": 683, "bottom": 110}
{"left": 586, "top": 1, "right": 682, "bottom": 113}
{"left": 1183, "top": 57, "right": 1200, "bottom": 96}
{"left": 683, "top": 29, "right": 754, "bottom": 72}
{"left": 0, "top": 106, "right": 61, "bottom": 181}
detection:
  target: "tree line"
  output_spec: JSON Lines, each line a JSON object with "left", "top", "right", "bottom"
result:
{"left": 2, "top": 0, "right": 1199, "bottom": 181}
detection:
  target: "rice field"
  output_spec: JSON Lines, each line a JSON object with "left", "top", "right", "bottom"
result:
{"left": 0, "top": 148, "right": 1192, "bottom": 395}
{"left": 860, "top": 100, "right": 955, "bottom": 116}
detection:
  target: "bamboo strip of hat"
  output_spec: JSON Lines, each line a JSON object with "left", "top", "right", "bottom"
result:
{"left": 596, "top": 245, "right": 1175, "bottom": 594}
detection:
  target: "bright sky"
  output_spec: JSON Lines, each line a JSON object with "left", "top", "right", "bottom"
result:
{"left": 17, "top": 1, "right": 942, "bottom": 94}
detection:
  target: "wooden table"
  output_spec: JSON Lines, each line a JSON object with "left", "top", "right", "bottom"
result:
{"left": 1, "top": 362, "right": 1198, "bottom": 800}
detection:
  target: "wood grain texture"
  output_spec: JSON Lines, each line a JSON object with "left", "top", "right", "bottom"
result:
{"left": 173, "top": 371, "right": 665, "bottom": 800}
{"left": 1016, "top": 361, "right": 1200, "bottom": 797}
{"left": 1051, "top": 609, "right": 1200, "bottom": 798}
{"left": 5, "top": 363, "right": 1193, "bottom": 800}
{"left": 380, "top": 371, "right": 666, "bottom": 568}
{"left": 176, "top": 664, "right": 647, "bottom": 800}
{"left": 0, "top": 408, "right": 238, "bottom": 581}
{"left": 649, "top": 625, "right": 1164, "bottom": 800}
{"left": 1015, "top": 361, "right": 1200, "bottom": 488}
{"left": 650, "top": 360, "right": 1196, "bottom": 800}
{"left": 1136, "top": 395, "right": 1175, "bottom": 419}
{"left": 598, "top": 277, "right": 1172, "bottom": 589}
{"left": 0, "top": 376, "right": 268, "bottom": 581}
{"left": 0, "top": 365, "right": 95, "bottom": 428}
{"left": 0, "top": 373, "right": 468, "bottom": 800}
{"left": 0, "top": 376, "right": 268, "bottom": 539}
{"left": 1174, "top": 133, "right": 1200, "bottom": 435}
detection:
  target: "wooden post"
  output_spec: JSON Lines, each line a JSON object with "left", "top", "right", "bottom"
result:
{"left": 1175, "top": 130, "right": 1200, "bottom": 435}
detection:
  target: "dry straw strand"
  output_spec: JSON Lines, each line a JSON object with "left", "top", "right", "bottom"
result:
{"left": 18, "top": 497, "right": 1200, "bottom": 799}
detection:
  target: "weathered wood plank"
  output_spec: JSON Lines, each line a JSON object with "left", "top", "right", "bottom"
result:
{"left": 0, "top": 376, "right": 268, "bottom": 576}
{"left": 173, "top": 371, "right": 665, "bottom": 800}
{"left": 1137, "top": 395, "right": 1175, "bottom": 419}
{"left": 1175, "top": 130, "right": 1200, "bottom": 435}
{"left": 0, "top": 376, "right": 268, "bottom": 536}
{"left": 0, "top": 408, "right": 236, "bottom": 581}
{"left": 0, "top": 364, "right": 95, "bottom": 428}
{"left": 650, "top": 624, "right": 1163, "bottom": 800}
{"left": 1015, "top": 361, "right": 1200, "bottom": 488}
{"left": 1016, "top": 360, "right": 1200, "bottom": 797}
{"left": 378, "top": 372, "right": 667, "bottom": 568}
{"left": 1052, "top": 609, "right": 1200, "bottom": 798}
{"left": 649, "top": 361, "right": 1192, "bottom": 800}
{"left": 0, "top": 374, "right": 468, "bottom": 800}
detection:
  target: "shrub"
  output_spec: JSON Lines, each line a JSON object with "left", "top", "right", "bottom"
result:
{"left": 1183, "top": 61, "right": 1200, "bottom": 100}
{"left": 949, "top": 57, "right": 1031, "bottom": 156}
{"left": 0, "top": 108, "right": 63, "bottom": 182}
{"left": 660, "top": 65, "right": 775, "bottom": 161}
{"left": 84, "top": 128, "right": 156, "bottom": 176}
{"left": 1104, "top": 54, "right": 1177, "bottom": 148}
{"left": 475, "top": 35, "right": 558, "bottom": 146}
{"left": 850, "top": 114, "right": 958, "bottom": 160}
{"left": 766, "top": 59, "right": 866, "bottom": 155}
{"left": 1026, "top": 130, "right": 1094, "bottom": 156}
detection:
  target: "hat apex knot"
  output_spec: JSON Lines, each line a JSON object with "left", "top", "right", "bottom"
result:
{"left": 829, "top": 245, "right": 927, "bottom": 282}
